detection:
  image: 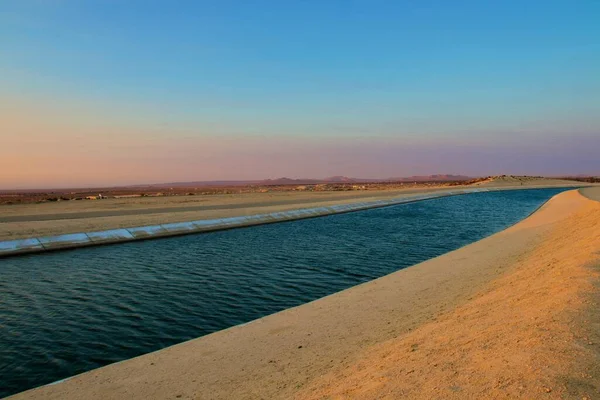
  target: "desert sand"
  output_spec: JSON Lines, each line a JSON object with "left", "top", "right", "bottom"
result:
{"left": 0, "top": 177, "right": 587, "bottom": 240}
{"left": 10, "top": 186, "right": 600, "bottom": 399}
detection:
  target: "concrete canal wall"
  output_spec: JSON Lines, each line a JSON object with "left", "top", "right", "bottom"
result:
{"left": 0, "top": 187, "right": 562, "bottom": 258}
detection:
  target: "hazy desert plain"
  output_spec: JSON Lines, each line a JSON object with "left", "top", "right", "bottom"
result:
{"left": 0, "top": 176, "right": 587, "bottom": 241}
{"left": 8, "top": 183, "right": 600, "bottom": 399}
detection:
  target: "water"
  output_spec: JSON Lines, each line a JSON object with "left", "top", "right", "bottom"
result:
{"left": 0, "top": 188, "right": 568, "bottom": 397}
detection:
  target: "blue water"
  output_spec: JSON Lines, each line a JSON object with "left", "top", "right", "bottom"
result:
{"left": 0, "top": 188, "right": 568, "bottom": 397}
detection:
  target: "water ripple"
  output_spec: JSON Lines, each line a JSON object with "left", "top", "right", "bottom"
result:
{"left": 0, "top": 188, "right": 567, "bottom": 397}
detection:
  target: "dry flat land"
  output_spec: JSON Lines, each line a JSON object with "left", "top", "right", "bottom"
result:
{"left": 0, "top": 177, "right": 587, "bottom": 240}
{"left": 11, "top": 187, "right": 600, "bottom": 399}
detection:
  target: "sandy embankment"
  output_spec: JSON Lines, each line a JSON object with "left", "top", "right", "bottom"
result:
{"left": 12, "top": 187, "right": 600, "bottom": 399}
{"left": 298, "top": 187, "right": 600, "bottom": 399}
{"left": 0, "top": 188, "right": 451, "bottom": 240}
{"left": 0, "top": 178, "right": 587, "bottom": 240}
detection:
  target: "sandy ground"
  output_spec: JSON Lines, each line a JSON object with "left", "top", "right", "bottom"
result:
{"left": 0, "top": 177, "right": 588, "bottom": 240}
{"left": 298, "top": 187, "right": 600, "bottom": 399}
{"left": 477, "top": 175, "right": 586, "bottom": 188}
{"left": 11, "top": 187, "right": 600, "bottom": 399}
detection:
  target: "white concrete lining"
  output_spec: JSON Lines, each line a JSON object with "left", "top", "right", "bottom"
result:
{"left": 161, "top": 222, "right": 197, "bottom": 233}
{"left": 0, "top": 238, "right": 45, "bottom": 256}
{"left": 38, "top": 233, "right": 91, "bottom": 250}
{"left": 87, "top": 229, "right": 134, "bottom": 243}
{"left": 0, "top": 187, "right": 558, "bottom": 258}
{"left": 127, "top": 225, "right": 168, "bottom": 238}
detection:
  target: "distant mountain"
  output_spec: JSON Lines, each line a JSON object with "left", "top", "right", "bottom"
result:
{"left": 257, "top": 176, "right": 377, "bottom": 185}
{"left": 257, "top": 177, "right": 320, "bottom": 185}
{"left": 321, "top": 176, "right": 360, "bottom": 183}
{"left": 143, "top": 174, "right": 472, "bottom": 188}
{"left": 134, "top": 180, "right": 262, "bottom": 188}
{"left": 386, "top": 174, "right": 472, "bottom": 182}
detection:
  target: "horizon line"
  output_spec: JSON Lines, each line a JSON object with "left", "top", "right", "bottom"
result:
{"left": 2, "top": 173, "right": 599, "bottom": 192}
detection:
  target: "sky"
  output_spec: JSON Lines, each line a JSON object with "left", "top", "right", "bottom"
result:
{"left": 1, "top": 0, "right": 599, "bottom": 189}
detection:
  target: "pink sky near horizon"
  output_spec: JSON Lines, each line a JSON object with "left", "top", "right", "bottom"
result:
{"left": 2, "top": 97, "right": 599, "bottom": 190}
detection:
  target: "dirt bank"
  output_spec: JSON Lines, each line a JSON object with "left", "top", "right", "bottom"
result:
{"left": 298, "top": 187, "right": 600, "bottom": 399}
{"left": 10, "top": 189, "right": 600, "bottom": 399}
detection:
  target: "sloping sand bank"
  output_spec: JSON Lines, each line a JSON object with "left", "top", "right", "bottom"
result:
{"left": 11, "top": 188, "right": 600, "bottom": 399}
{"left": 298, "top": 187, "right": 600, "bottom": 399}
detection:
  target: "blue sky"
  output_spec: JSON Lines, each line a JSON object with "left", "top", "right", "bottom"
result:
{"left": 1, "top": 1, "right": 599, "bottom": 187}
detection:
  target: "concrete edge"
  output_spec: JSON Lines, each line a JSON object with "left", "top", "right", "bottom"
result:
{"left": 0, "top": 186, "right": 582, "bottom": 258}
{"left": 579, "top": 187, "right": 600, "bottom": 203}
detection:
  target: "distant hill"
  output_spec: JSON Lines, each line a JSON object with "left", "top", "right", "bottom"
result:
{"left": 144, "top": 175, "right": 472, "bottom": 188}
{"left": 133, "top": 180, "right": 263, "bottom": 188}
{"left": 386, "top": 174, "right": 472, "bottom": 182}
{"left": 257, "top": 176, "right": 379, "bottom": 185}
